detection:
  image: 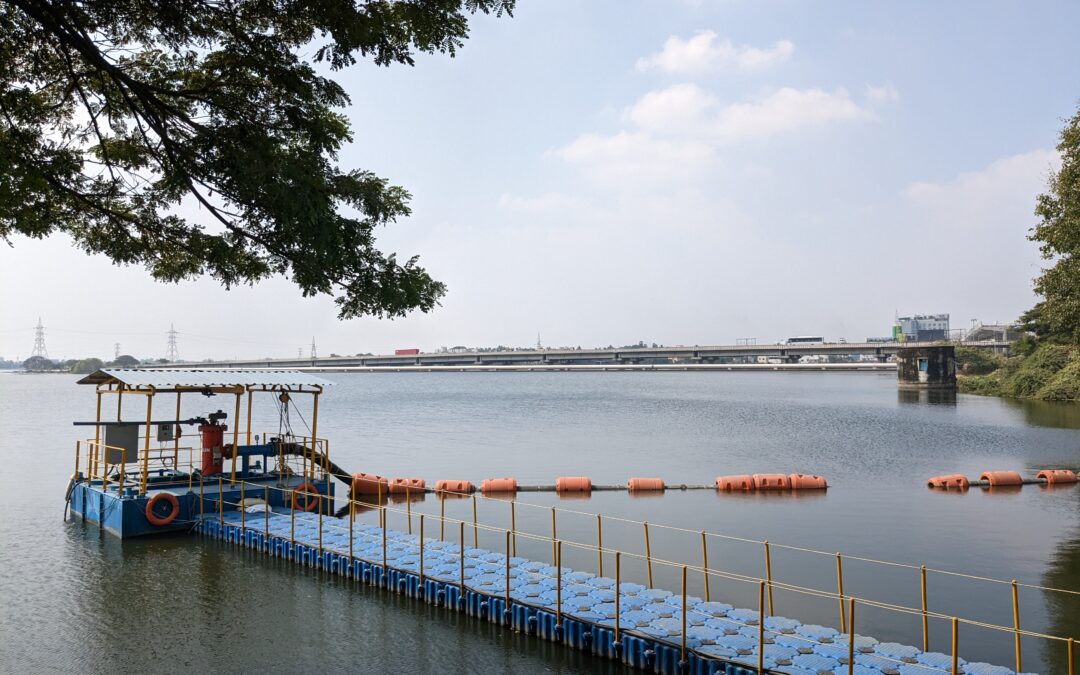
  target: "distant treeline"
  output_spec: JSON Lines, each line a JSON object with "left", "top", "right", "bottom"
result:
{"left": 10, "top": 355, "right": 169, "bottom": 374}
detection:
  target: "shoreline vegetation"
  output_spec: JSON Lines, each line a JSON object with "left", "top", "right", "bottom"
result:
{"left": 957, "top": 344, "right": 1080, "bottom": 401}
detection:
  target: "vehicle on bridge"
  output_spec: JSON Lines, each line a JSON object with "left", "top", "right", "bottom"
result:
{"left": 782, "top": 336, "right": 825, "bottom": 345}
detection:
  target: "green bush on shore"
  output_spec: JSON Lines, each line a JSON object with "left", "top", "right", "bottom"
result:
{"left": 958, "top": 343, "right": 1080, "bottom": 401}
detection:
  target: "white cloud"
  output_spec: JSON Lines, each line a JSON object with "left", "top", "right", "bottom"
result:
{"left": 905, "top": 149, "right": 1057, "bottom": 213}
{"left": 636, "top": 31, "right": 794, "bottom": 74}
{"left": 624, "top": 85, "right": 871, "bottom": 141}
{"left": 866, "top": 82, "right": 899, "bottom": 103}
{"left": 548, "top": 131, "right": 713, "bottom": 186}
{"left": 497, "top": 192, "right": 583, "bottom": 213}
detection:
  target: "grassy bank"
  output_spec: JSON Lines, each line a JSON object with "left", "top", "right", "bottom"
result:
{"left": 957, "top": 343, "right": 1080, "bottom": 401}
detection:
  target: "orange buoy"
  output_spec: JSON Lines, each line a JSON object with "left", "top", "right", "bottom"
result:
{"left": 752, "top": 473, "right": 791, "bottom": 491}
{"left": 555, "top": 476, "right": 592, "bottom": 492}
{"left": 979, "top": 470, "right": 1023, "bottom": 487}
{"left": 292, "top": 482, "right": 321, "bottom": 512}
{"left": 627, "top": 477, "right": 665, "bottom": 492}
{"left": 351, "top": 472, "right": 389, "bottom": 495}
{"left": 788, "top": 474, "right": 828, "bottom": 490}
{"left": 927, "top": 474, "right": 970, "bottom": 490}
{"left": 480, "top": 478, "right": 518, "bottom": 493}
{"left": 388, "top": 477, "right": 426, "bottom": 494}
{"left": 1036, "top": 469, "right": 1078, "bottom": 485}
{"left": 145, "top": 492, "right": 180, "bottom": 526}
{"left": 715, "top": 474, "right": 754, "bottom": 491}
{"left": 434, "top": 479, "right": 475, "bottom": 494}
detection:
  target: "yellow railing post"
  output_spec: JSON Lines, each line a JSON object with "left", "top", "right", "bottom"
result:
{"left": 140, "top": 392, "right": 153, "bottom": 494}
{"left": 550, "top": 507, "right": 557, "bottom": 565}
{"left": 1011, "top": 580, "right": 1022, "bottom": 673}
{"left": 701, "top": 530, "right": 710, "bottom": 601}
{"left": 349, "top": 494, "right": 355, "bottom": 564}
{"left": 510, "top": 501, "right": 517, "bottom": 556}
{"left": 504, "top": 530, "right": 511, "bottom": 613}
{"left": 440, "top": 494, "right": 446, "bottom": 541}
{"left": 644, "top": 521, "right": 654, "bottom": 588}
{"left": 555, "top": 540, "right": 563, "bottom": 631}
{"left": 614, "top": 551, "right": 622, "bottom": 648}
{"left": 406, "top": 486, "right": 413, "bottom": 534}
{"left": 680, "top": 565, "right": 688, "bottom": 665}
{"left": 419, "top": 515, "right": 426, "bottom": 598}
{"left": 174, "top": 391, "right": 181, "bottom": 471}
{"left": 757, "top": 580, "right": 765, "bottom": 674}
{"left": 596, "top": 514, "right": 603, "bottom": 577}
{"left": 472, "top": 494, "right": 478, "bottom": 548}
{"left": 1068, "top": 636, "right": 1075, "bottom": 675}
{"left": 951, "top": 617, "right": 959, "bottom": 675}
{"left": 382, "top": 514, "right": 388, "bottom": 584}
{"left": 921, "top": 565, "right": 929, "bottom": 651}
{"left": 763, "top": 540, "right": 774, "bottom": 616}
{"left": 230, "top": 392, "right": 240, "bottom": 484}
{"left": 847, "top": 597, "right": 855, "bottom": 675}
{"left": 74, "top": 440, "right": 81, "bottom": 479}
{"left": 836, "top": 552, "right": 846, "bottom": 633}
{"left": 199, "top": 473, "right": 204, "bottom": 521}
{"left": 458, "top": 521, "right": 465, "bottom": 601}
{"left": 290, "top": 487, "right": 296, "bottom": 550}
{"left": 318, "top": 499, "right": 323, "bottom": 556}
{"left": 245, "top": 389, "right": 253, "bottom": 445}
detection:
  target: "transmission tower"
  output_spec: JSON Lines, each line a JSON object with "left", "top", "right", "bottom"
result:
{"left": 114, "top": 343, "right": 121, "bottom": 360}
{"left": 31, "top": 317, "right": 48, "bottom": 358}
{"left": 310, "top": 337, "right": 317, "bottom": 359}
{"left": 536, "top": 332, "right": 542, "bottom": 350}
{"left": 165, "top": 324, "right": 180, "bottom": 362}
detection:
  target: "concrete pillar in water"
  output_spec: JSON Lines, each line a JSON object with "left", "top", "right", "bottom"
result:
{"left": 896, "top": 345, "right": 957, "bottom": 389}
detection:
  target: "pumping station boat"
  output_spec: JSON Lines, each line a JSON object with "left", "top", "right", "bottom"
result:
{"left": 65, "top": 370, "right": 1072, "bottom": 675}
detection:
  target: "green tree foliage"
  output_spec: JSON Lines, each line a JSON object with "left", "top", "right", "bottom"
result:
{"left": 70, "top": 357, "right": 104, "bottom": 374}
{"left": 111, "top": 354, "right": 139, "bottom": 367}
{"left": 22, "top": 355, "right": 55, "bottom": 370}
{"left": 1030, "top": 104, "right": 1080, "bottom": 343}
{"left": 0, "top": 0, "right": 513, "bottom": 318}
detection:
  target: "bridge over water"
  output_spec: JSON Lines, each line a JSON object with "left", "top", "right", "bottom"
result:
{"left": 152, "top": 340, "right": 1008, "bottom": 371}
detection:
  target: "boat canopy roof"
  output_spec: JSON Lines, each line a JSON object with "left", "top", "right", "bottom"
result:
{"left": 76, "top": 368, "right": 333, "bottom": 391}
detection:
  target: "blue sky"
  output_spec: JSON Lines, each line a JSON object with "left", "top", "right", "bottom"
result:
{"left": 2, "top": 1, "right": 1078, "bottom": 360}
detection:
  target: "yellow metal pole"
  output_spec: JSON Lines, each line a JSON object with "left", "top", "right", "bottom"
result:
{"left": 763, "top": 541, "right": 774, "bottom": 616}
{"left": 199, "top": 473, "right": 204, "bottom": 521}
{"left": 310, "top": 392, "right": 321, "bottom": 481}
{"left": 680, "top": 565, "right": 688, "bottom": 664}
{"left": 349, "top": 494, "right": 355, "bottom": 563}
{"left": 951, "top": 617, "right": 959, "bottom": 675}
{"left": 290, "top": 486, "right": 295, "bottom": 549}
{"left": 596, "top": 514, "right": 603, "bottom": 577}
{"left": 318, "top": 500, "right": 323, "bottom": 556}
{"left": 701, "top": 531, "right": 710, "bottom": 601}
{"left": 140, "top": 392, "right": 153, "bottom": 494}
{"left": 505, "top": 530, "right": 511, "bottom": 611}
{"left": 407, "top": 486, "right": 413, "bottom": 535}
{"left": 550, "top": 507, "right": 557, "bottom": 566}
{"left": 1011, "top": 580, "right": 1022, "bottom": 673}
{"left": 847, "top": 597, "right": 855, "bottom": 675}
{"left": 116, "top": 383, "right": 123, "bottom": 421}
{"left": 614, "top": 551, "right": 622, "bottom": 647}
{"left": 174, "top": 391, "right": 181, "bottom": 466}
{"left": 458, "top": 521, "right": 465, "bottom": 600}
{"left": 1068, "top": 637, "right": 1075, "bottom": 675}
{"left": 93, "top": 391, "right": 102, "bottom": 478}
{"left": 511, "top": 501, "right": 517, "bottom": 556}
{"left": 644, "top": 521, "right": 654, "bottom": 589}
{"left": 218, "top": 475, "right": 224, "bottom": 528}
{"left": 556, "top": 540, "right": 563, "bottom": 630}
{"left": 245, "top": 389, "right": 253, "bottom": 445}
{"left": 382, "top": 513, "right": 388, "bottom": 584}
{"left": 419, "top": 515, "right": 426, "bottom": 597}
{"left": 921, "top": 565, "right": 929, "bottom": 651}
{"left": 836, "top": 553, "right": 846, "bottom": 633}
{"left": 472, "top": 494, "right": 478, "bottom": 548}
{"left": 757, "top": 581, "right": 765, "bottom": 674}
{"left": 440, "top": 495, "right": 446, "bottom": 541}
{"left": 230, "top": 392, "right": 240, "bottom": 484}
{"left": 74, "top": 441, "right": 81, "bottom": 479}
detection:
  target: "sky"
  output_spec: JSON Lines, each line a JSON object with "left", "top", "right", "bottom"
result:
{"left": 2, "top": 0, "right": 1079, "bottom": 361}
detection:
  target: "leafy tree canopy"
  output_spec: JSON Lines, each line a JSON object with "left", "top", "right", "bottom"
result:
{"left": 111, "top": 354, "right": 139, "bottom": 366}
{"left": 0, "top": 0, "right": 513, "bottom": 318}
{"left": 70, "top": 357, "right": 103, "bottom": 373}
{"left": 1029, "top": 104, "right": 1080, "bottom": 343}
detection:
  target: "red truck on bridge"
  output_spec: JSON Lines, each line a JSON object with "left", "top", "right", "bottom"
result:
{"left": 394, "top": 348, "right": 420, "bottom": 356}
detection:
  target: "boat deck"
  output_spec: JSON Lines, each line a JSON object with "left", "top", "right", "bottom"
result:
{"left": 196, "top": 509, "right": 1033, "bottom": 675}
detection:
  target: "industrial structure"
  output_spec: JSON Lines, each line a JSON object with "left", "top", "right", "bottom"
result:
{"left": 893, "top": 314, "right": 950, "bottom": 342}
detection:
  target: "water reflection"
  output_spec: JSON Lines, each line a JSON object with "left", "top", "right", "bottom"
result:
{"left": 898, "top": 388, "right": 958, "bottom": 406}
{"left": 1003, "top": 398, "right": 1080, "bottom": 429}
{"left": 1041, "top": 530, "right": 1080, "bottom": 673}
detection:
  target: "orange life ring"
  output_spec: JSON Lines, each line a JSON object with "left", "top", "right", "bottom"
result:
{"left": 145, "top": 492, "right": 180, "bottom": 526}
{"left": 292, "top": 482, "right": 320, "bottom": 512}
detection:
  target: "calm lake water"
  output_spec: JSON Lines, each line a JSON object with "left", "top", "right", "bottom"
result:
{"left": 1, "top": 371, "right": 1078, "bottom": 673}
